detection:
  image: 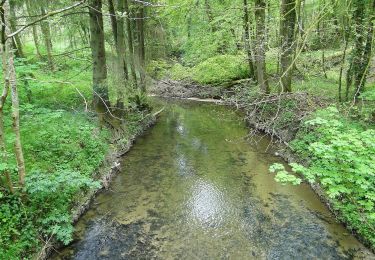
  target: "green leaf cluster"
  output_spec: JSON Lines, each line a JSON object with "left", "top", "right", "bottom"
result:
{"left": 276, "top": 106, "right": 375, "bottom": 247}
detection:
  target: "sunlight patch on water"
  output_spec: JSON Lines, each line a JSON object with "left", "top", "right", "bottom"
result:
{"left": 188, "top": 179, "right": 227, "bottom": 228}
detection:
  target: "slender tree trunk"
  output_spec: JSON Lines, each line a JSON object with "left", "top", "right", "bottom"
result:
{"left": 254, "top": 0, "right": 269, "bottom": 93}
{"left": 322, "top": 50, "right": 328, "bottom": 79}
{"left": 32, "top": 26, "right": 42, "bottom": 58}
{"left": 2, "top": 0, "right": 26, "bottom": 190}
{"left": 0, "top": 2, "right": 14, "bottom": 193}
{"left": 243, "top": 0, "right": 255, "bottom": 80}
{"left": 115, "top": 0, "right": 129, "bottom": 109}
{"left": 137, "top": 3, "right": 146, "bottom": 92}
{"left": 280, "top": 0, "right": 296, "bottom": 92}
{"left": 9, "top": 1, "right": 24, "bottom": 58}
{"left": 88, "top": 0, "right": 110, "bottom": 118}
{"left": 40, "top": 7, "right": 55, "bottom": 70}
{"left": 124, "top": 0, "right": 138, "bottom": 88}
{"left": 108, "top": 0, "right": 118, "bottom": 45}
{"left": 338, "top": 24, "right": 349, "bottom": 102}
{"left": 80, "top": 21, "right": 90, "bottom": 45}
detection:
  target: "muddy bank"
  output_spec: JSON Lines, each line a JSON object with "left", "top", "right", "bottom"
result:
{"left": 38, "top": 114, "right": 157, "bottom": 260}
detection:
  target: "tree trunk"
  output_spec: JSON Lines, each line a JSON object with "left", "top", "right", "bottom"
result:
{"left": 243, "top": 0, "right": 255, "bottom": 80}
{"left": 254, "top": 0, "right": 269, "bottom": 93}
{"left": 322, "top": 50, "right": 327, "bottom": 79}
{"left": 108, "top": 0, "right": 118, "bottom": 45}
{"left": 353, "top": 0, "right": 374, "bottom": 100}
{"left": 40, "top": 7, "right": 55, "bottom": 70}
{"left": 0, "top": 2, "right": 14, "bottom": 193}
{"left": 346, "top": 0, "right": 367, "bottom": 100}
{"left": 124, "top": 0, "right": 138, "bottom": 88}
{"left": 9, "top": 1, "right": 24, "bottom": 58}
{"left": 115, "top": 0, "right": 129, "bottom": 109}
{"left": 136, "top": 3, "right": 146, "bottom": 92}
{"left": 88, "top": 0, "right": 110, "bottom": 118}
{"left": 338, "top": 23, "right": 349, "bottom": 102}
{"left": 2, "top": 0, "right": 26, "bottom": 190}
{"left": 280, "top": 0, "right": 296, "bottom": 92}
{"left": 26, "top": 0, "right": 42, "bottom": 59}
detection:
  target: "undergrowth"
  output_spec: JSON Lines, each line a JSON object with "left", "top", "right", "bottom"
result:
{"left": 0, "top": 46, "right": 144, "bottom": 258}
{"left": 270, "top": 106, "right": 375, "bottom": 249}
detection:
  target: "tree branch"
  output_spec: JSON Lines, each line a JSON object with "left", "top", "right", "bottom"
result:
{"left": 6, "top": 1, "right": 86, "bottom": 39}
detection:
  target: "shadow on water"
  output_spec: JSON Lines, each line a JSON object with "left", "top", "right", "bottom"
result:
{"left": 53, "top": 98, "right": 372, "bottom": 260}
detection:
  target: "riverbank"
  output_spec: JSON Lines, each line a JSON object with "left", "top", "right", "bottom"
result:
{"left": 150, "top": 79, "right": 375, "bottom": 252}
{"left": 37, "top": 112, "right": 157, "bottom": 259}
{"left": 0, "top": 106, "right": 157, "bottom": 259}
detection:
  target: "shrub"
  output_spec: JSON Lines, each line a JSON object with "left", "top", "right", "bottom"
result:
{"left": 170, "top": 63, "right": 192, "bottom": 81}
{"left": 270, "top": 106, "right": 375, "bottom": 247}
{"left": 191, "top": 54, "right": 249, "bottom": 85}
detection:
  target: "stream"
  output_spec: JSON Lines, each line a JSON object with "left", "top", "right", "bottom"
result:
{"left": 53, "top": 98, "right": 371, "bottom": 259}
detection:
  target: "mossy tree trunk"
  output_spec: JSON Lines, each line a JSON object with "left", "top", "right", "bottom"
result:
{"left": 346, "top": 0, "right": 374, "bottom": 101}
{"left": 116, "top": 0, "right": 129, "bottom": 109}
{"left": 243, "top": 0, "right": 255, "bottom": 80}
{"left": 88, "top": 0, "right": 111, "bottom": 119}
{"left": 280, "top": 0, "right": 296, "bottom": 92}
{"left": 124, "top": 0, "right": 138, "bottom": 88}
{"left": 40, "top": 7, "right": 55, "bottom": 70}
{"left": 254, "top": 0, "right": 269, "bottom": 93}
{"left": 136, "top": 3, "right": 146, "bottom": 92}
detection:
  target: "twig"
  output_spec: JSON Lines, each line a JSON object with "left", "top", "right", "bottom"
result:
{"left": 75, "top": 88, "right": 88, "bottom": 112}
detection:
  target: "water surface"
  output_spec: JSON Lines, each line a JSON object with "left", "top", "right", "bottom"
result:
{"left": 54, "top": 99, "right": 372, "bottom": 259}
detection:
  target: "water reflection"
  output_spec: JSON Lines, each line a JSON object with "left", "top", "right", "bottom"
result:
{"left": 188, "top": 179, "right": 226, "bottom": 228}
{"left": 176, "top": 154, "right": 195, "bottom": 177}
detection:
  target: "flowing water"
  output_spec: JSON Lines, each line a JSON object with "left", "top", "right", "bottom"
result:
{"left": 53, "top": 99, "right": 372, "bottom": 259}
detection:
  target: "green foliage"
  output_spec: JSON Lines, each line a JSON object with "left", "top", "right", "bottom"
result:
{"left": 27, "top": 170, "right": 100, "bottom": 244}
{"left": 170, "top": 63, "right": 193, "bottom": 81}
{"left": 269, "top": 163, "right": 302, "bottom": 185}
{"left": 128, "top": 90, "right": 152, "bottom": 112}
{"left": 162, "top": 0, "right": 242, "bottom": 65}
{"left": 17, "top": 105, "right": 110, "bottom": 174}
{"left": 146, "top": 59, "right": 172, "bottom": 80}
{"left": 191, "top": 55, "right": 249, "bottom": 85}
{"left": 0, "top": 54, "right": 110, "bottom": 258}
{"left": 275, "top": 106, "right": 375, "bottom": 247}
{"left": 0, "top": 171, "right": 100, "bottom": 258}
{"left": 0, "top": 105, "right": 109, "bottom": 258}
{"left": 147, "top": 54, "right": 249, "bottom": 85}
{"left": 0, "top": 196, "right": 37, "bottom": 259}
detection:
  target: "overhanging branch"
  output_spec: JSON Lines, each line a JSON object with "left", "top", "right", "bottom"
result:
{"left": 6, "top": 0, "right": 86, "bottom": 39}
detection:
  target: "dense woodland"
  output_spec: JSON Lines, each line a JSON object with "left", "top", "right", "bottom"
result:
{"left": 0, "top": 0, "right": 374, "bottom": 258}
